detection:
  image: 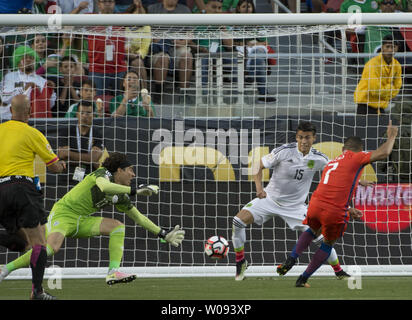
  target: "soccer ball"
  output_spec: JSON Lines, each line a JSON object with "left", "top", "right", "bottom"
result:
{"left": 204, "top": 236, "right": 229, "bottom": 259}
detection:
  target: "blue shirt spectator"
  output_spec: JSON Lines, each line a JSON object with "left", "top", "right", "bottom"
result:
{"left": 115, "top": 0, "right": 133, "bottom": 12}
{"left": 0, "top": 0, "right": 34, "bottom": 13}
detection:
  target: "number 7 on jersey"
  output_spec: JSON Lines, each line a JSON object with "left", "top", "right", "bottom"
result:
{"left": 322, "top": 162, "right": 339, "bottom": 184}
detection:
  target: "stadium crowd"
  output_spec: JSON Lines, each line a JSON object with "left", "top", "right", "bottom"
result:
{"left": 0, "top": 0, "right": 410, "bottom": 119}
{"left": 0, "top": 0, "right": 272, "bottom": 118}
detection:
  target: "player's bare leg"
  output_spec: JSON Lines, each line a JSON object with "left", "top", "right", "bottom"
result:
{"left": 47, "top": 232, "right": 65, "bottom": 254}
{"left": 232, "top": 210, "right": 253, "bottom": 281}
{"left": 100, "top": 218, "right": 136, "bottom": 285}
{"left": 17, "top": 229, "right": 32, "bottom": 252}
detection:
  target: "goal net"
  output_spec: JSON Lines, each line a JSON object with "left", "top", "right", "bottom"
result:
{"left": 1, "top": 17, "right": 412, "bottom": 279}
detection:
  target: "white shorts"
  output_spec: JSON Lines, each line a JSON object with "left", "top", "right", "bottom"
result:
{"left": 241, "top": 196, "right": 308, "bottom": 231}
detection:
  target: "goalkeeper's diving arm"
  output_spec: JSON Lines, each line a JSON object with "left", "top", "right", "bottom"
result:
{"left": 96, "top": 177, "right": 159, "bottom": 196}
{"left": 96, "top": 177, "right": 132, "bottom": 194}
{"left": 125, "top": 207, "right": 185, "bottom": 247}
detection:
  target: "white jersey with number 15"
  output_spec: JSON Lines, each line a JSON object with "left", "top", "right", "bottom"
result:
{"left": 261, "top": 143, "right": 329, "bottom": 208}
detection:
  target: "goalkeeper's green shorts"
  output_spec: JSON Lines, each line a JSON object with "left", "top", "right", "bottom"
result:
{"left": 46, "top": 204, "right": 103, "bottom": 239}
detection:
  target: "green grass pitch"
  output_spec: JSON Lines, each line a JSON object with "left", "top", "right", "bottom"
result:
{"left": 1, "top": 276, "right": 412, "bottom": 300}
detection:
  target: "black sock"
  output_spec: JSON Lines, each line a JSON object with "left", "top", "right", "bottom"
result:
{"left": 30, "top": 245, "right": 47, "bottom": 293}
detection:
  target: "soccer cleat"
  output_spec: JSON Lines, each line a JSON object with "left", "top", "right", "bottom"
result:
{"left": 235, "top": 259, "right": 248, "bottom": 281}
{"left": 0, "top": 265, "right": 9, "bottom": 283}
{"left": 295, "top": 275, "right": 310, "bottom": 288}
{"left": 277, "top": 256, "right": 296, "bottom": 276}
{"left": 106, "top": 271, "right": 137, "bottom": 285}
{"left": 335, "top": 269, "right": 351, "bottom": 280}
{"left": 30, "top": 289, "right": 58, "bottom": 300}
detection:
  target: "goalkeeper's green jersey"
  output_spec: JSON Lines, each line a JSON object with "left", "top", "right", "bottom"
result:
{"left": 54, "top": 167, "right": 133, "bottom": 216}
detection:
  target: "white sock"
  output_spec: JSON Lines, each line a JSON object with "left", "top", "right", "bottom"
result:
{"left": 327, "top": 248, "right": 338, "bottom": 265}
{"left": 232, "top": 216, "right": 247, "bottom": 250}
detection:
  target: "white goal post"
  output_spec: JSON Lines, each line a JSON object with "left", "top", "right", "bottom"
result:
{"left": 1, "top": 13, "right": 412, "bottom": 280}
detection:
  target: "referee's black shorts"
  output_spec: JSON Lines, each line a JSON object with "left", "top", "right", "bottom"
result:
{"left": 0, "top": 176, "right": 48, "bottom": 234}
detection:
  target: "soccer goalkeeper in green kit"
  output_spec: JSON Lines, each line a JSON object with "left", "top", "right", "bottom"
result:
{"left": 0, "top": 152, "right": 185, "bottom": 287}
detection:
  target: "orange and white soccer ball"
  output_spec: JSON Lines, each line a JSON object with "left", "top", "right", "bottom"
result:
{"left": 204, "top": 235, "right": 229, "bottom": 259}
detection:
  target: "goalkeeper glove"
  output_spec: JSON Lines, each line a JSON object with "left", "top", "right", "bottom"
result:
{"left": 129, "top": 184, "right": 158, "bottom": 196}
{"left": 135, "top": 184, "right": 159, "bottom": 196}
{"left": 158, "top": 225, "right": 185, "bottom": 247}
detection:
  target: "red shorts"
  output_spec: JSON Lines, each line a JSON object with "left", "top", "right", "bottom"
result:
{"left": 303, "top": 199, "right": 349, "bottom": 241}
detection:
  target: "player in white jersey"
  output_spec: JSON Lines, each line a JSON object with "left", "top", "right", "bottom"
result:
{"left": 231, "top": 121, "right": 349, "bottom": 281}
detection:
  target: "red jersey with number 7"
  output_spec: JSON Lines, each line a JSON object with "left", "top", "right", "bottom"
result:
{"left": 311, "top": 150, "right": 372, "bottom": 210}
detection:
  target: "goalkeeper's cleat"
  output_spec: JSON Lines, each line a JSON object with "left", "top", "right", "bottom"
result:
{"left": 277, "top": 256, "right": 296, "bottom": 276}
{"left": 335, "top": 269, "right": 351, "bottom": 280}
{"left": 30, "top": 289, "right": 58, "bottom": 300}
{"left": 295, "top": 275, "right": 310, "bottom": 288}
{"left": 136, "top": 184, "right": 159, "bottom": 196}
{"left": 106, "top": 271, "right": 137, "bottom": 285}
{"left": 235, "top": 259, "right": 248, "bottom": 281}
{"left": 0, "top": 265, "right": 9, "bottom": 283}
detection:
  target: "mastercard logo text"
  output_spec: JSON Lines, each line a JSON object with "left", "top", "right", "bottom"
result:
{"left": 354, "top": 184, "right": 412, "bottom": 233}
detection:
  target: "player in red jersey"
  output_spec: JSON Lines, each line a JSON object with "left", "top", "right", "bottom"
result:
{"left": 277, "top": 121, "right": 398, "bottom": 287}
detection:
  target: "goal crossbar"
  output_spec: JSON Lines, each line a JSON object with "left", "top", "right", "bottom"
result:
{"left": 0, "top": 13, "right": 411, "bottom": 26}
